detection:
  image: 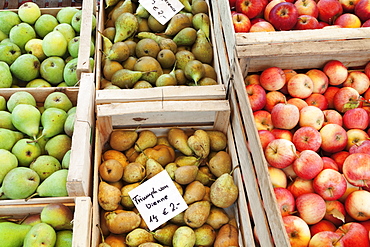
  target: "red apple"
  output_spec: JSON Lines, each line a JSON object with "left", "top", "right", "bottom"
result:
{"left": 296, "top": 192, "right": 326, "bottom": 225}
{"left": 269, "top": 2, "right": 299, "bottom": 31}
{"left": 244, "top": 74, "right": 260, "bottom": 85}
{"left": 287, "top": 73, "right": 314, "bottom": 99}
{"left": 274, "top": 187, "right": 296, "bottom": 216}
{"left": 318, "top": 21, "right": 330, "bottom": 28}
{"left": 232, "top": 12, "right": 252, "bottom": 32}
{"left": 292, "top": 126, "right": 322, "bottom": 152}
{"left": 333, "top": 86, "right": 360, "bottom": 113}
{"left": 271, "top": 102, "right": 300, "bottom": 130}
{"left": 323, "top": 60, "right": 348, "bottom": 86}
{"left": 294, "top": 14, "right": 320, "bottom": 29}
{"left": 343, "top": 71, "right": 370, "bottom": 95}
{"left": 324, "top": 86, "right": 340, "bottom": 109}
{"left": 355, "top": 0, "right": 370, "bottom": 22}
{"left": 250, "top": 17, "right": 265, "bottom": 24}
{"left": 249, "top": 21, "right": 276, "bottom": 32}
{"left": 349, "top": 139, "right": 370, "bottom": 155}
{"left": 271, "top": 128, "right": 294, "bottom": 141}
{"left": 345, "top": 190, "right": 370, "bottom": 221}
{"left": 323, "top": 109, "right": 343, "bottom": 127}
{"left": 264, "top": 0, "right": 286, "bottom": 22}
{"left": 294, "top": 0, "right": 319, "bottom": 18}
{"left": 324, "top": 200, "right": 346, "bottom": 226}
{"left": 258, "top": 129, "right": 276, "bottom": 150}
{"left": 322, "top": 156, "right": 339, "bottom": 171}
{"left": 264, "top": 138, "right": 297, "bottom": 168}
{"left": 310, "top": 220, "right": 337, "bottom": 236}
{"left": 308, "top": 231, "right": 345, "bottom": 246}
{"left": 284, "top": 69, "right": 298, "bottom": 83}
{"left": 305, "top": 93, "right": 329, "bottom": 110}
{"left": 246, "top": 84, "right": 267, "bottom": 111}
{"left": 317, "top": 0, "right": 343, "bottom": 24}
{"left": 344, "top": 108, "right": 369, "bottom": 130}
{"left": 320, "top": 123, "right": 348, "bottom": 153}
{"left": 334, "top": 13, "right": 362, "bottom": 27}
{"left": 253, "top": 110, "right": 274, "bottom": 131}
{"left": 306, "top": 68, "right": 329, "bottom": 94}
{"left": 342, "top": 153, "right": 370, "bottom": 187}
{"left": 346, "top": 129, "right": 369, "bottom": 151}
{"left": 359, "top": 219, "right": 370, "bottom": 232}
{"left": 229, "top": 0, "right": 237, "bottom": 8}
{"left": 287, "top": 97, "right": 309, "bottom": 111}
{"left": 268, "top": 165, "right": 288, "bottom": 188}
{"left": 235, "top": 0, "right": 268, "bottom": 19}
{"left": 283, "top": 163, "right": 298, "bottom": 180}
{"left": 338, "top": 178, "right": 360, "bottom": 203}
{"left": 313, "top": 169, "right": 347, "bottom": 201}
{"left": 330, "top": 150, "right": 350, "bottom": 172}
{"left": 299, "top": 105, "right": 325, "bottom": 130}
{"left": 283, "top": 215, "right": 311, "bottom": 247}
{"left": 260, "top": 66, "right": 286, "bottom": 91}
{"left": 335, "top": 222, "right": 370, "bottom": 247}
{"left": 293, "top": 149, "right": 323, "bottom": 180}
{"left": 340, "top": 0, "right": 361, "bottom": 13}
{"left": 365, "top": 61, "right": 370, "bottom": 79}
{"left": 287, "top": 176, "right": 315, "bottom": 198}
{"left": 265, "top": 90, "right": 286, "bottom": 112}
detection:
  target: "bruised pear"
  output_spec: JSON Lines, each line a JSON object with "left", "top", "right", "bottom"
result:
{"left": 122, "top": 162, "right": 145, "bottom": 183}
{"left": 144, "top": 144, "right": 176, "bottom": 166}
{"left": 210, "top": 173, "right": 238, "bottom": 208}
{"left": 184, "top": 200, "right": 211, "bottom": 228}
{"left": 103, "top": 149, "right": 129, "bottom": 169}
{"left": 105, "top": 210, "right": 141, "bottom": 234}
{"left": 98, "top": 181, "right": 121, "bottom": 211}
{"left": 205, "top": 130, "right": 227, "bottom": 151}
{"left": 214, "top": 223, "right": 238, "bottom": 247}
{"left": 187, "top": 129, "right": 210, "bottom": 158}
{"left": 99, "top": 159, "right": 124, "bottom": 182}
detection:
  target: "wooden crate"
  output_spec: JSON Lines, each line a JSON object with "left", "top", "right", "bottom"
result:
{"left": 94, "top": 0, "right": 227, "bottom": 104}
{"left": 89, "top": 99, "right": 267, "bottom": 246}
{"left": 214, "top": 0, "right": 370, "bottom": 73}
{"left": 0, "top": 72, "right": 95, "bottom": 200}
{"left": 0, "top": 0, "right": 82, "bottom": 9}
{"left": 0, "top": 196, "right": 92, "bottom": 246}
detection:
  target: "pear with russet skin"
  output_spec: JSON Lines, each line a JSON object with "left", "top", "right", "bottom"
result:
{"left": 192, "top": 29, "right": 213, "bottom": 64}
{"left": 210, "top": 173, "right": 238, "bottom": 208}
{"left": 187, "top": 129, "right": 210, "bottom": 158}
{"left": 207, "top": 150, "right": 232, "bottom": 177}
{"left": 109, "top": 129, "right": 138, "bottom": 151}
{"left": 133, "top": 56, "right": 163, "bottom": 85}
{"left": 174, "top": 165, "right": 198, "bottom": 185}
{"left": 194, "top": 224, "right": 216, "bottom": 247}
{"left": 175, "top": 50, "right": 195, "bottom": 71}
{"left": 164, "top": 13, "right": 192, "bottom": 36}
{"left": 111, "top": 69, "right": 144, "bottom": 89}
{"left": 114, "top": 12, "right": 138, "bottom": 43}
{"left": 183, "top": 180, "right": 206, "bottom": 204}
{"left": 184, "top": 200, "right": 211, "bottom": 228}
{"left": 153, "top": 224, "right": 179, "bottom": 246}
{"left": 11, "top": 104, "right": 41, "bottom": 140}
{"left": 135, "top": 130, "right": 157, "bottom": 152}
{"left": 105, "top": 210, "right": 141, "bottom": 235}
{"left": 126, "top": 228, "right": 155, "bottom": 247}
{"left": 192, "top": 0, "right": 209, "bottom": 14}
{"left": 173, "top": 27, "right": 197, "bottom": 46}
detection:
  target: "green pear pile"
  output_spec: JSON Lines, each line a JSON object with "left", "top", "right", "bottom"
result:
{"left": 97, "top": 128, "right": 239, "bottom": 246}
{"left": 0, "top": 2, "right": 96, "bottom": 88}
{"left": 0, "top": 202, "right": 74, "bottom": 247}
{"left": 0, "top": 91, "right": 75, "bottom": 200}
{"left": 100, "top": 0, "right": 218, "bottom": 89}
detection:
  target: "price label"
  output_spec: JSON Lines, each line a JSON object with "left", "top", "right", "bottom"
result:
{"left": 138, "top": 0, "right": 184, "bottom": 25}
{"left": 128, "top": 170, "right": 188, "bottom": 231}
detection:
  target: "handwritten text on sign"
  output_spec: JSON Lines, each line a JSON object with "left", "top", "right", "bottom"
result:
{"left": 128, "top": 170, "right": 188, "bottom": 231}
{"left": 138, "top": 0, "right": 184, "bottom": 25}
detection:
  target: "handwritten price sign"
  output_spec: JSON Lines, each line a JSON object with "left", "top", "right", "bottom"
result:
{"left": 128, "top": 170, "right": 188, "bottom": 231}
{"left": 138, "top": 0, "right": 184, "bottom": 25}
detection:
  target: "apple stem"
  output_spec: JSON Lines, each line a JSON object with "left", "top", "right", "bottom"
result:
{"left": 333, "top": 232, "right": 345, "bottom": 245}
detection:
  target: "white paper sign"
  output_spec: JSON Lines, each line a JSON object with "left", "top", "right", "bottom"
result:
{"left": 138, "top": 0, "right": 184, "bottom": 25}
{"left": 128, "top": 170, "right": 188, "bottom": 231}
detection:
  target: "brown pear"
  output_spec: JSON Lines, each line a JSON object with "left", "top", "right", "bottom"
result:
{"left": 148, "top": 15, "right": 166, "bottom": 32}
{"left": 184, "top": 60, "right": 205, "bottom": 85}
{"left": 102, "top": 27, "right": 116, "bottom": 42}
{"left": 133, "top": 81, "right": 153, "bottom": 89}
{"left": 191, "top": 0, "right": 209, "bottom": 14}
{"left": 105, "top": 210, "right": 141, "bottom": 234}
{"left": 98, "top": 181, "right": 122, "bottom": 211}
{"left": 156, "top": 73, "right": 177, "bottom": 87}
{"left": 133, "top": 56, "right": 163, "bottom": 85}
{"left": 106, "top": 41, "right": 130, "bottom": 62}
{"left": 164, "top": 13, "right": 192, "bottom": 36}
{"left": 122, "top": 162, "right": 146, "bottom": 183}
{"left": 198, "top": 77, "right": 217, "bottom": 86}
{"left": 123, "top": 40, "right": 137, "bottom": 56}
{"left": 183, "top": 180, "right": 206, "bottom": 204}
{"left": 99, "top": 159, "right": 124, "bottom": 182}
{"left": 157, "top": 49, "right": 176, "bottom": 69}
{"left": 184, "top": 200, "right": 211, "bottom": 228}
{"left": 121, "top": 182, "right": 140, "bottom": 208}
{"left": 137, "top": 17, "right": 150, "bottom": 32}
{"left": 206, "top": 206, "right": 230, "bottom": 230}
{"left": 153, "top": 223, "right": 179, "bottom": 246}
{"left": 174, "top": 165, "right": 199, "bottom": 185}
{"left": 192, "top": 29, "right": 213, "bottom": 64}
{"left": 168, "top": 128, "right": 193, "bottom": 156}
{"left": 213, "top": 223, "right": 238, "bottom": 247}
{"left": 144, "top": 144, "right": 176, "bottom": 166}
{"left": 203, "top": 64, "right": 217, "bottom": 81}
{"left": 103, "top": 59, "right": 124, "bottom": 81}
{"left": 207, "top": 151, "right": 232, "bottom": 178}
{"left": 187, "top": 129, "right": 210, "bottom": 158}
{"left": 105, "top": 233, "right": 127, "bottom": 247}
{"left": 108, "top": 0, "right": 134, "bottom": 24}
{"left": 135, "top": 38, "right": 160, "bottom": 58}
{"left": 210, "top": 173, "right": 238, "bottom": 208}
{"left": 109, "top": 130, "right": 138, "bottom": 151}
{"left": 124, "top": 147, "right": 140, "bottom": 163}
{"left": 173, "top": 27, "right": 197, "bottom": 46}
{"left": 194, "top": 224, "right": 216, "bottom": 247}
{"left": 175, "top": 50, "right": 195, "bottom": 71}
{"left": 175, "top": 69, "right": 191, "bottom": 85}
{"left": 122, "top": 56, "right": 137, "bottom": 70}
{"left": 134, "top": 130, "right": 157, "bottom": 152}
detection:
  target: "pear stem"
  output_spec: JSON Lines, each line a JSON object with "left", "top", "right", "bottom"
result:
{"left": 230, "top": 165, "right": 240, "bottom": 176}
{"left": 25, "top": 192, "right": 38, "bottom": 202}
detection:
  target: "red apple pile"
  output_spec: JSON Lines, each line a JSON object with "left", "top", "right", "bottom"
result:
{"left": 246, "top": 59, "right": 370, "bottom": 246}
{"left": 231, "top": 0, "right": 370, "bottom": 33}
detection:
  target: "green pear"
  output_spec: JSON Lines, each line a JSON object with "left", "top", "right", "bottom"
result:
{"left": 34, "top": 14, "right": 59, "bottom": 38}
{"left": 71, "top": 9, "right": 96, "bottom": 33}
{"left": 210, "top": 173, "right": 238, "bottom": 208}
{"left": 40, "top": 57, "right": 65, "bottom": 85}
{"left": 9, "top": 23, "right": 36, "bottom": 53}
{"left": 26, "top": 78, "right": 52, "bottom": 88}
{"left": 184, "top": 59, "right": 205, "bottom": 85}
{"left": 114, "top": 12, "right": 138, "bottom": 43}
{"left": 63, "top": 57, "right": 78, "bottom": 86}
{"left": 153, "top": 223, "right": 179, "bottom": 246}
{"left": 0, "top": 128, "right": 23, "bottom": 150}
{"left": 0, "top": 42, "right": 22, "bottom": 65}
{"left": 0, "top": 30, "right": 6, "bottom": 42}
{"left": 42, "top": 31, "right": 68, "bottom": 57}
{"left": 68, "top": 36, "right": 95, "bottom": 58}
{"left": 45, "top": 134, "right": 72, "bottom": 161}
{"left": 192, "top": 13, "right": 210, "bottom": 39}
{"left": 0, "top": 222, "right": 32, "bottom": 247}
{"left": 0, "top": 61, "right": 12, "bottom": 88}
{"left": 172, "top": 226, "right": 196, "bottom": 247}
{"left": 55, "top": 230, "right": 73, "bottom": 247}
{"left": 35, "top": 129, "right": 48, "bottom": 155}
{"left": 10, "top": 54, "right": 40, "bottom": 82}
{"left": 40, "top": 202, "right": 73, "bottom": 230}
{"left": 11, "top": 104, "right": 41, "bottom": 140}
{"left": 191, "top": 29, "right": 213, "bottom": 64}
{"left": 111, "top": 69, "right": 144, "bottom": 89}
{"left": 67, "top": 106, "right": 77, "bottom": 115}
{"left": 56, "top": 7, "right": 79, "bottom": 25}
{"left": 30, "top": 155, "right": 61, "bottom": 181}
{"left": 0, "top": 149, "right": 18, "bottom": 184}
{"left": 12, "top": 138, "right": 41, "bottom": 166}
{"left": 64, "top": 112, "right": 76, "bottom": 137}
{"left": 18, "top": 2, "right": 41, "bottom": 25}
{"left": 61, "top": 149, "right": 71, "bottom": 169}
{"left": 0, "top": 186, "right": 8, "bottom": 199}
{"left": 23, "top": 222, "right": 56, "bottom": 247}
{"left": 0, "top": 96, "right": 6, "bottom": 111}
{"left": 25, "top": 39, "right": 47, "bottom": 61}
{"left": 0, "top": 11, "right": 21, "bottom": 36}
{"left": 7, "top": 91, "right": 36, "bottom": 112}
{"left": 40, "top": 107, "right": 68, "bottom": 139}
{"left": 36, "top": 169, "right": 69, "bottom": 197}
{"left": 2, "top": 167, "right": 40, "bottom": 199}
{"left": 54, "top": 23, "right": 76, "bottom": 43}
{"left": 0, "top": 111, "right": 15, "bottom": 129}
{"left": 44, "top": 92, "right": 73, "bottom": 112}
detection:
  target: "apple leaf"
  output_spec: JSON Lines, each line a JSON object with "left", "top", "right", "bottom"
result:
{"left": 329, "top": 208, "right": 345, "bottom": 223}
{"left": 343, "top": 100, "right": 360, "bottom": 111}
